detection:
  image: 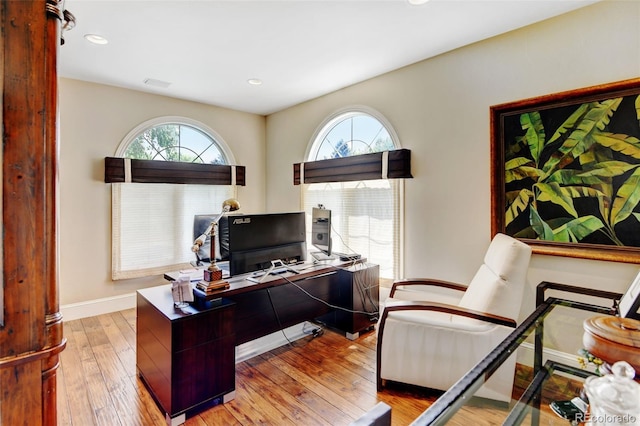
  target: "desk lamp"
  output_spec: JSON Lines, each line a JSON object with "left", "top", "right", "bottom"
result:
{"left": 191, "top": 198, "right": 240, "bottom": 282}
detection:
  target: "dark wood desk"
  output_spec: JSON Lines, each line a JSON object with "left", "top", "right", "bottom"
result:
{"left": 140, "top": 260, "right": 378, "bottom": 424}
{"left": 136, "top": 287, "right": 236, "bottom": 426}
{"left": 165, "top": 260, "right": 380, "bottom": 343}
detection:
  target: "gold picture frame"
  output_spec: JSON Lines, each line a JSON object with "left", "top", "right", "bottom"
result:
{"left": 491, "top": 78, "right": 640, "bottom": 263}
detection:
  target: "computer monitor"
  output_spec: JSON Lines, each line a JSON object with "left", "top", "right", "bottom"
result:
{"left": 227, "top": 212, "right": 307, "bottom": 276}
{"left": 311, "top": 206, "right": 332, "bottom": 256}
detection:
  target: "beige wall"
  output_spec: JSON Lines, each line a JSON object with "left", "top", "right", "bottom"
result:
{"left": 59, "top": 80, "right": 266, "bottom": 305}
{"left": 265, "top": 0, "right": 640, "bottom": 320}
{"left": 59, "top": 1, "right": 640, "bottom": 321}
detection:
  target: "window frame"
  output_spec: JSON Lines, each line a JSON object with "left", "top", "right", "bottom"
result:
{"left": 302, "top": 106, "right": 404, "bottom": 280}
{"left": 116, "top": 116, "right": 236, "bottom": 165}
{"left": 111, "top": 116, "right": 237, "bottom": 280}
{"left": 305, "top": 106, "right": 400, "bottom": 161}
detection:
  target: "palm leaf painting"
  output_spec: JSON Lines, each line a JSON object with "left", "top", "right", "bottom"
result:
{"left": 496, "top": 82, "right": 640, "bottom": 252}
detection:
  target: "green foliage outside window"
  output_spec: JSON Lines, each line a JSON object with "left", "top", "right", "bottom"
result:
{"left": 125, "top": 123, "right": 225, "bottom": 165}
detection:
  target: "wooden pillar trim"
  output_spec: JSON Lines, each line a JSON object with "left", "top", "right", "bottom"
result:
{"left": 1, "top": 0, "right": 72, "bottom": 424}
{"left": 0, "top": 339, "right": 67, "bottom": 370}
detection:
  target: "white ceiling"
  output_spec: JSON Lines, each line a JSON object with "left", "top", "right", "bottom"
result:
{"left": 59, "top": 0, "right": 601, "bottom": 116}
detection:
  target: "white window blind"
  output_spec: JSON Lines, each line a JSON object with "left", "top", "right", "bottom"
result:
{"left": 303, "top": 179, "right": 401, "bottom": 279}
{"left": 302, "top": 107, "right": 404, "bottom": 280}
{"left": 112, "top": 182, "right": 235, "bottom": 280}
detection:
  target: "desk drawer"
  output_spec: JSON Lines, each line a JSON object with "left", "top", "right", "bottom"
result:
{"left": 172, "top": 307, "right": 235, "bottom": 351}
{"left": 229, "top": 271, "right": 338, "bottom": 344}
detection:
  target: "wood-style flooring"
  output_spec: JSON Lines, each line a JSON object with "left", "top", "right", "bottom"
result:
{"left": 56, "top": 308, "right": 438, "bottom": 426}
{"left": 56, "top": 308, "right": 578, "bottom": 426}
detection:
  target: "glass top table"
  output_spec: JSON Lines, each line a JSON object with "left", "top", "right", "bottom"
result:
{"left": 411, "top": 282, "right": 623, "bottom": 426}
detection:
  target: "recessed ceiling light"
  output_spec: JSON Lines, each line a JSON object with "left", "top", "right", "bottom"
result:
{"left": 407, "top": 0, "right": 429, "bottom": 4}
{"left": 247, "top": 78, "right": 263, "bottom": 86}
{"left": 84, "top": 34, "right": 108, "bottom": 45}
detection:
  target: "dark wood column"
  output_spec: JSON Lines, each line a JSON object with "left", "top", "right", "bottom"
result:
{"left": 0, "top": 1, "right": 70, "bottom": 424}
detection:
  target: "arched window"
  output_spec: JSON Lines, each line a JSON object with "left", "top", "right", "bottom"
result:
{"left": 112, "top": 117, "right": 236, "bottom": 280}
{"left": 121, "top": 122, "right": 227, "bottom": 164}
{"left": 303, "top": 107, "right": 403, "bottom": 279}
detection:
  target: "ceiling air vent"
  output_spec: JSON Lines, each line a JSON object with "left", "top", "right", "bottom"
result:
{"left": 143, "top": 78, "right": 171, "bottom": 89}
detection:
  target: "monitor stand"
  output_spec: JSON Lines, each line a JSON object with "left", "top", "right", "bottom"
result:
{"left": 311, "top": 251, "right": 336, "bottom": 261}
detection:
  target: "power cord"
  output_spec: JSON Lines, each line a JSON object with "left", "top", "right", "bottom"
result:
{"left": 267, "top": 288, "right": 326, "bottom": 346}
{"left": 302, "top": 322, "right": 325, "bottom": 338}
{"left": 263, "top": 261, "right": 380, "bottom": 346}
{"left": 280, "top": 271, "right": 379, "bottom": 316}
{"left": 265, "top": 287, "right": 293, "bottom": 346}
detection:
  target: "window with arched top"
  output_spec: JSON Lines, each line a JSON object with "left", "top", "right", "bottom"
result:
{"left": 302, "top": 107, "right": 403, "bottom": 279}
{"left": 112, "top": 117, "right": 237, "bottom": 280}
{"left": 308, "top": 112, "right": 395, "bottom": 161}
{"left": 121, "top": 122, "right": 228, "bottom": 164}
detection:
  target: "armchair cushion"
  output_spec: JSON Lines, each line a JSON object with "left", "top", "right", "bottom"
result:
{"left": 457, "top": 265, "right": 510, "bottom": 324}
{"left": 385, "top": 305, "right": 496, "bottom": 332}
{"left": 459, "top": 234, "right": 532, "bottom": 322}
{"left": 483, "top": 232, "right": 531, "bottom": 281}
{"left": 376, "top": 233, "right": 532, "bottom": 402}
{"left": 379, "top": 315, "right": 514, "bottom": 401}
{"left": 388, "top": 286, "right": 464, "bottom": 307}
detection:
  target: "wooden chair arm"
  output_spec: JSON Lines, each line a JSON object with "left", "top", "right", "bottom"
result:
{"left": 380, "top": 299, "right": 517, "bottom": 329}
{"left": 390, "top": 278, "right": 467, "bottom": 297}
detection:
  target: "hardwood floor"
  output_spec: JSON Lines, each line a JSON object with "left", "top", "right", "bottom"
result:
{"left": 57, "top": 308, "right": 438, "bottom": 426}
{"left": 56, "top": 309, "right": 577, "bottom": 426}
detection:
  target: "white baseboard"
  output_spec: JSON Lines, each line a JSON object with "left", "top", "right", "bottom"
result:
{"left": 517, "top": 342, "right": 596, "bottom": 373}
{"left": 61, "top": 296, "right": 591, "bottom": 376}
{"left": 61, "top": 295, "right": 314, "bottom": 363}
{"left": 235, "top": 322, "right": 312, "bottom": 363}
{"left": 60, "top": 293, "right": 136, "bottom": 322}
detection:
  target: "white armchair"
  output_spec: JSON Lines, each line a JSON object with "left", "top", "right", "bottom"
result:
{"left": 376, "top": 233, "right": 532, "bottom": 402}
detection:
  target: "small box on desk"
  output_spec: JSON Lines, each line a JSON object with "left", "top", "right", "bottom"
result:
{"left": 191, "top": 287, "right": 226, "bottom": 310}
{"left": 192, "top": 280, "right": 229, "bottom": 310}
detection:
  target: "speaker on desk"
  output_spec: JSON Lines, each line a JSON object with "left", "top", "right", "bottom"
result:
{"left": 311, "top": 206, "right": 332, "bottom": 256}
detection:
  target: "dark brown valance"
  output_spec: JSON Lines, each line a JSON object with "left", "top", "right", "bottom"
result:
{"left": 293, "top": 149, "right": 412, "bottom": 185}
{"left": 104, "top": 157, "right": 246, "bottom": 186}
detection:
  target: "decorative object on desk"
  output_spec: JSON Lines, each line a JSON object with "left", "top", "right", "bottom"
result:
{"left": 490, "top": 78, "right": 640, "bottom": 264}
{"left": 583, "top": 361, "right": 640, "bottom": 425}
{"left": 172, "top": 273, "right": 194, "bottom": 308}
{"left": 191, "top": 198, "right": 240, "bottom": 283}
{"left": 203, "top": 268, "right": 222, "bottom": 282}
{"left": 578, "top": 348, "right": 605, "bottom": 375}
{"left": 583, "top": 316, "right": 640, "bottom": 375}
{"left": 195, "top": 279, "right": 230, "bottom": 293}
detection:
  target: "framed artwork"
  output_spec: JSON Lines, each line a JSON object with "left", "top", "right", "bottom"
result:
{"left": 491, "top": 78, "right": 640, "bottom": 263}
